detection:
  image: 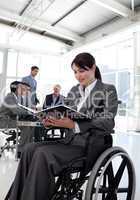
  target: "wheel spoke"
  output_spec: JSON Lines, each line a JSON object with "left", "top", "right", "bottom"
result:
{"left": 113, "top": 158, "right": 127, "bottom": 188}
{"left": 107, "top": 163, "right": 115, "bottom": 185}
{"left": 85, "top": 147, "right": 135, "bottom": 200}
{"left": 105, "top": 192, "right": 117, "bottom": 200}
{"left": 105, "top": 158, "right": 127, "bottom": 200}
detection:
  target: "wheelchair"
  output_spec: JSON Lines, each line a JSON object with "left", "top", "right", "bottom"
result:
{"left": 50, "top": 134, "right": 136, "bottom": 200}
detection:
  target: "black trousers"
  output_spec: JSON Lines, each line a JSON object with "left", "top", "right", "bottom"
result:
{"left": 6, "top": 133, "right": 108, "bottom": 200}
{"left": 7, "top": 141, "right": 85, "bottom": 200}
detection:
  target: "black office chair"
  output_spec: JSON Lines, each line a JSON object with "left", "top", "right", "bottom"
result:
{"left": 0, "top": 129, "right": 20, "bottom": 157}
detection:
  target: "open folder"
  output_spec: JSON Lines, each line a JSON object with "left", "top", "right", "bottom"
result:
{"left": 17, "top": 103, "right": 90, "bottom": 121}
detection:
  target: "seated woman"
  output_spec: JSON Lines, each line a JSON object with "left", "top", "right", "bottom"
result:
{"left": 5, "top": 52, "right": 118, "bottom": 200}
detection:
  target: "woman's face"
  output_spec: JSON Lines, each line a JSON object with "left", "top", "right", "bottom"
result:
{"left": 72, "top": 64, "right": 96, "bottom": 87}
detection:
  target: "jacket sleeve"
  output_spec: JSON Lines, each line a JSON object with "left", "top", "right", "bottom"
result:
{"left": 43, "top": 96, "right": 47, "bottom": 109}
{"left": 77, "top": 85, "right": 118, "bottom": 133}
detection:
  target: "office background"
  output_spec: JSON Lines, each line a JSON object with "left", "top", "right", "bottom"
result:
{"left": 0, "top": 0, "right": 140, "bottom": 199}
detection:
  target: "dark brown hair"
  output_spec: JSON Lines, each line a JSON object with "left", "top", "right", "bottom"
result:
{"left": 71, "top": 52, "right": 102, "bottom": 81}
{"left": 31, "top": 66, "right": 39, "bottom": 71}
{"left": 95, "top": 66, "right": 102, "bottom": 81}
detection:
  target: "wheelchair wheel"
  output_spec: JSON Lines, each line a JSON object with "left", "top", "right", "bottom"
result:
{"left": 85, "top": 146, "right": 136, "bottom": 200}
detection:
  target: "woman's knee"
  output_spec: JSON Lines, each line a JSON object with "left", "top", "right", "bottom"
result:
{"left": 32, "top": 146, "right": 53, "bottom": 167}
{"left": 21, "top": 143, "right": 38, "bottom": 159}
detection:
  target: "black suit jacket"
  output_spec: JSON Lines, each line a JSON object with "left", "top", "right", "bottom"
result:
{"left": 63, "top": 80, "right": 118, "bottom": 147}
{"left": 43, "top": 94, "right": 64, "bottom": 109}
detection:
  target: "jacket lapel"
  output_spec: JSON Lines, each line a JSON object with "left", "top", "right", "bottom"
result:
{"left": 79, "top": 80, "right": 104, "bottom": 115}
{"left": 70, "top": 85, "right": 82, "bottom": 110}
{"left": 54, "top": 96, "right": 59, "bottom": 105}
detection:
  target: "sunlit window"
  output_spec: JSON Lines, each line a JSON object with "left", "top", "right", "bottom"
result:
{"left": 100, "top": 46, "right": 117, "bottom": 69}
{"left": 117, "top": 39, "right": 133, "bottom": 69}
{"left": 7, "top": 51, "right": 18, "bottom": 77}
{"left": 5, "top": 78, "right": 20, "bottom": 94}
{"left": 17, "top": 53, "right": 41, "bottom": 78}
{"left": 37, "top": 55, "right": 62, "bottom": 105}
{"left": 0, "top": 51, "right": 4, "bottom": 74}
{"left": 6, "top": 50, "right": 63, "bottom": 106}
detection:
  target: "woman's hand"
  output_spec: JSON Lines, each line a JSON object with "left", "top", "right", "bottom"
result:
{"left": 42, "top": 117, "right": 75, "bottom": 129}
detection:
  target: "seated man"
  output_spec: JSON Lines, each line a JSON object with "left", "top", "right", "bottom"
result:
{"left": 43, "top": 84, "right": 64, "bottom": 108}
{"left": 5, "top": 53, "right": 118, "bottom": 200}
{"left": 0, "top": 81, "right": 30, "bottom": 124}
{"left": 34, "top": 84, "right": 65, "bottom": 142}
{"left": 42, "top": 84, "right": 65, "bottom": 139}
{"left": 0, "top": 81, "right": 35, "bottom": 154}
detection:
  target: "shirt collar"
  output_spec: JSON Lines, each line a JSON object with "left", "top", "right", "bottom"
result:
{"left": 30, "top": 75, "right": 35, "bottom": 79}
{"left": 79, "top": 79, "right": 97, "bottom": 97}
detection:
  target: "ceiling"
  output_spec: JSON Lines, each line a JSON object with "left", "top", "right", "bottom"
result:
{"left": 0, "top": 0, "right": 140, "bottom": 46}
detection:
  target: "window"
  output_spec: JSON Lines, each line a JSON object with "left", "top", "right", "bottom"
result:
{"left": 6, "top": 78, "right": 20, "bottom": 94}
{"left": 117, "top": 40, "right": 133, "bottom": 69}
{"left": 17, "top": 53, "right": 41, "bottom": 78}
{"left": 118, "top": 71, "right": 130, "bottom": 103}
{"left": 6, "top": 49, "right": 63, "bottom": 106}
{"left": 0, "top": 51, "right": 4, "bottom": 74}
{"left": 7, "top": 51, "right": 18, "bottom": 77}
{"left": 102, "top": 72, "right": 116, "bottom": 85}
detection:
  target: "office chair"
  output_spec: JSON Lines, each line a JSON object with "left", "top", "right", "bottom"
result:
{"left": 0, "top": 129, "right": 20, "bottom": 157}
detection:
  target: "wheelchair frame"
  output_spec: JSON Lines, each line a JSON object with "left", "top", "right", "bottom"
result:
{"left": 51, "top": 146, "right": 136, "bottom": 200}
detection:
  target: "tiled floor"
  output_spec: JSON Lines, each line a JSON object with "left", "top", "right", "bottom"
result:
{"left": 0, "top": 131, "right": 140, "bottom": 200}
{"left": 0, "top": 151, "right": 18, "bottom": 200}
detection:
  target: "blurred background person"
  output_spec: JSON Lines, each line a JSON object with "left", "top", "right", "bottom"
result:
{"left": 39, "top": 84, "right": 65, "bottom": 140}
{"left": 22, "top": 66, "right": 39, "bottom": 109}
{"left": 0, "top": 81, "right": 35, "bottom": 157}
{"left": 43, "top": 84, "right": 64, "bottom": 109}
{"left": 0, "top": 81, "right": 30, "bottom": 118}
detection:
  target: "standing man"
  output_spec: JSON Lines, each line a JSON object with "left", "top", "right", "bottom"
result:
{"left": 22, "top": 66, "right": 39, "bottom": 108}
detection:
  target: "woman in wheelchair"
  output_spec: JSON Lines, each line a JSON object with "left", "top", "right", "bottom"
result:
{"left": 5, "top": 52, "right": 119, "bottom": 200}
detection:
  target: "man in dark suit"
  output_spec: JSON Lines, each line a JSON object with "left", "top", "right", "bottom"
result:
{"left": 41, "top": 84, "right": 65, "bottom": 139}
{"left": 5, "top": 53, "right": 118, "bottom": 200}
{"left": 43, "top": 84, "right": 64, "bottom": 108}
